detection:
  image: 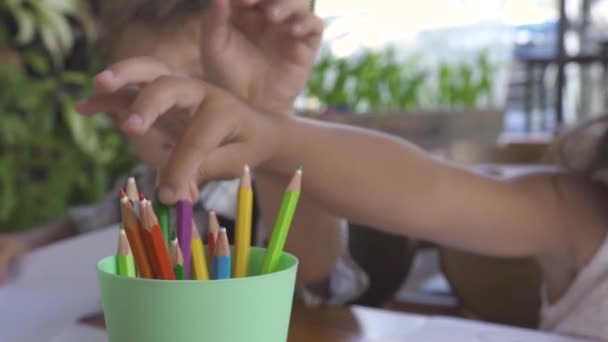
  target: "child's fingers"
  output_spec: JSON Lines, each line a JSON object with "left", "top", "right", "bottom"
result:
{"left": 125, "top": 76, "right": 207, "bottom": 135}
{"left": 75, "top": 89, "right": 137, "bottom": 116}
{"left": 94, "top": 57, "right": 172, "bottom": 92}
{"left": 189, "top": 181, "right": 199, "bottom": 202}
{"left": 158, "top": 103, "right": 237, "bottom": 203}
{"left": 290, "top": 12, "right": 324, "bottom": 38}
{"left": 201, "top": 0, "right": 232, "bottom": 54}
{"left": 260, "top": 0, "right": 310, "bottom": 23}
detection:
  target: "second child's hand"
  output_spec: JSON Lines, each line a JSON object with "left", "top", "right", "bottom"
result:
{"left": 200, "top": 0, "right": 323, "bottom": 116}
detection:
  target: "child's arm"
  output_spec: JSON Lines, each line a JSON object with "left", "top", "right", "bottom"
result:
{"left": 135, "top": 83, "right": 574, "bottom": 260}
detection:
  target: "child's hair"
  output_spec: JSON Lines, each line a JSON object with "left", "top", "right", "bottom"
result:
{"left": 95, "top": 0, "right": 208, "bottom": 58}
{"left": 550, "top": 114, "right": 608, "bottom": 183}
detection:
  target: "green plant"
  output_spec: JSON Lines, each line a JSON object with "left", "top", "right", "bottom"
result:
{"left": 0, "top": 1, "right": 136, "bottom": 232}
{"left": 304, "top": 47, "right": 496, "bottom": 114}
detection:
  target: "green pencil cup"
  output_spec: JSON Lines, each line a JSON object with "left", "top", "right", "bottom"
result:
{"left": 97, "top": 247, "right": 298, "bottom": 342}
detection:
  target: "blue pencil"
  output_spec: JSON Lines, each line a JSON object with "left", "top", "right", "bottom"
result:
{"left": 213, "top": 227, "right": 231, "bottom": 280}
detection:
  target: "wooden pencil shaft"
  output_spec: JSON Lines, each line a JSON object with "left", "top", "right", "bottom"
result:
{"left": 234, "top": 185, "right": 253, "bottom": 278}
{"left": 261, "top": 170, "right": 302, "bottom": 274}
{"left": 120, "top": 198, "right": 153, "bottom": 278}
{"left": 176, "top": 201, "right": 193, "bottom": 279}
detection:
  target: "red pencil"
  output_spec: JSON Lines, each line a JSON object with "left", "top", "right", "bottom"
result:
{"left": 141, "top": 199, "right": 175, "bottom": 280}
{"left": 207, "top": 211, "right": 220, "bottom": 261}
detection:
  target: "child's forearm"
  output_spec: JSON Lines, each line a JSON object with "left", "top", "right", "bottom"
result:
{"left": 16, "top": 216, "right": 78, "bottom": 248}
{"left": 267, "top": 117, "right": 445, "bottom": 237}
{"left": 254, "top": 171, "right": 345, "bottom": 286}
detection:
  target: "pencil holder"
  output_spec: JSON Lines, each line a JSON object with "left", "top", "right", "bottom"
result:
{"left": 97, "top": 247, "right": 298, "bottom": 342}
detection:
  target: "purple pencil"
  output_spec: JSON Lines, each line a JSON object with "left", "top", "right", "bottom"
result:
{"left": 176, "top": 200, "right": 193, "bottom": 279}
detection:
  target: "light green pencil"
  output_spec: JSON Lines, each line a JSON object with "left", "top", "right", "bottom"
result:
{"left": 170, "top": 232, "right": 185, "bottom": 280}
{"left": 116, "top": 225, "right": 136, "bottom": 277}
{"left": 261, "top": 167, "right": 302, "bottom": 274}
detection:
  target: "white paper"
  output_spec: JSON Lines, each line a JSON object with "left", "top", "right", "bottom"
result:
{"left": 48, "top": 323, "right": 108, "bottom": 342}
{"left": 0, "top": 227, "right": 117, "bottom": 341}
{"left": 399, "top": 317, "right": 595, "bottom": 342}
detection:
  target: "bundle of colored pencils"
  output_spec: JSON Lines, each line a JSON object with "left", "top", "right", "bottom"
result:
{"left": 114, "top": 166, "right": 302, "bottom": 281}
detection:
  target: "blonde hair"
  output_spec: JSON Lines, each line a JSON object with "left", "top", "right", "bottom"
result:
{"left": 549, "top": 114, "right": 608, "bottom": 183}
{"left": 96, "top": 0, "right": 207, "bottom": 58}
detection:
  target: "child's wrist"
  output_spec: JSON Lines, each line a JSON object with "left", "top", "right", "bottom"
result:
{"left": 253, "top": 98, "right": 296, "bottom": 118}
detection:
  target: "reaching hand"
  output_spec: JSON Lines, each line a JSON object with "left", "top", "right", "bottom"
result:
{"left": 200, "top": 0, "right": 323, "bottom": 115}
{"left": 77, "top": 64, "right": 283, "bottom": 201}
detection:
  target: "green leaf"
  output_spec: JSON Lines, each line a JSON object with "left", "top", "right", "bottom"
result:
{"left": 0, "top": 159, "right": 16, "bottom": 221}
{"left": 24, "top": 49, "right": 50, "bottom": 74}
{"left": 12, "top": 6, "right": 36, "bottom": 45}
{"left": 42, "top": 0, "right": 78, "bottom": 13}
{"left": 32, "top": 1, "right": 75, "bottom": 53}
{"left": 60, "top": 71, "right": 89, "bottom": 85}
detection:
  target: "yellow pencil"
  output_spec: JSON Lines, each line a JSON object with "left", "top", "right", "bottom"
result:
{"left": 190, "top": 219, "right": 210, "bottom": 280}
{"left": 234, "top": 165, "right": 253, "bottom": 278}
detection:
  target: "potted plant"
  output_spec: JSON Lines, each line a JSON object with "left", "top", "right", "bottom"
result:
{"left": 300, "top": 47, "right": 505, "bottom": 151}
{"left": 0, "top": 0, "right": 135, "bottom": 232}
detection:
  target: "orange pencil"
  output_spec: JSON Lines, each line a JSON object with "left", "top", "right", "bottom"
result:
{"left": 141, "top": 199, "right": 175, "bottom": 280}
{"left": 120, "top": 189, "right": 153, "bottom": 278}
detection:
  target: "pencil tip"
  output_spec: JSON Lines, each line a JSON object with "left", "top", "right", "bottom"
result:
{"left": 171, "top": 231, "right": 177, "bottom": 242}
{"left": 120, "top": 188, "right": 127, "bottom": 198}
{"left": 139, "top": 193, "right": 145, "bottom": 202}
{"left": 297, "top": 165, "right": 303, "bottom": 172}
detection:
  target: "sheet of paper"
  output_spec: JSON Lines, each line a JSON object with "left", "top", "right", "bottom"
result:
{"left": 0, "top": 286, "right": 94, "bottom": 342}
{"left": 396, "top": 317, "right": 595, "bottom": 342}
{"left": 7, "top": 226, "right": 116, "bottom": 291}
{"left": 48, "top": 323, "right": 108, "bottom": 342}
{"left": 0, "top": 227, "right": 117, "bottom": 341}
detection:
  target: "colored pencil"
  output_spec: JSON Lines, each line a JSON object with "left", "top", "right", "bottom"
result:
{"left": 170, "top": 232, "right": 185, "bottom": 280}
{"left": 154, "top": 171, "right": 171, "bottom": 247}
{"left": 116, "top": 225, "right": 136, "bottom": 277}
{"left": 207, "top": 211, "right": 220, "bottom": 257}
{"left": 176, "top": 200, "right": 193, "bottom": 279}
{"left": 234, "top": 165, "right": 253, "bottom": 278}
{"left": 190, "top": 219, "right": 210, "bottom": 280}
{"left": 120, "top": 189, "right": 153, "bottom": 278}
{"left": 261, "top": 167, "right": 302, "bottom": 274}
{"left": 213, "top": 227, "right": 231, "bottom": 280}
{"left": 126, "top": 177, "right": 140, "bottom": 217}
{"left": 207, "top": 210, "right": 220, "bottom": 274}
{"left": 141, "top": 200, "right": 175, "bottom": 280}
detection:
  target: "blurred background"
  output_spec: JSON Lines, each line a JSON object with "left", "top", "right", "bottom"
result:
{"left": 0, "top": 0, "right": 607, "bottom": 327}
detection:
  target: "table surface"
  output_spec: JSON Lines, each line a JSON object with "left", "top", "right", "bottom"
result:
{"left": 79, "top": 300, "right": 589, "bottom": 342}
{"left": 80, "top": 301, "right": 429, "bottom": 341}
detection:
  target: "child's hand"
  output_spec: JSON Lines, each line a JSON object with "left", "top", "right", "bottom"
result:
{"left": 78, "top": 71, "right": 282, "bottom": 201}
{"left": 0, "top": 235, "right": 31, "bottom": 284}
{"left": 200, "top": 0, "right": 322, "bottom": 115}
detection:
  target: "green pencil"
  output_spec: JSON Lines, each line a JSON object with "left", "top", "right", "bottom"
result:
{"left": 170, "top": 232, "right": 185, "bottom": 280}
{"left": 154, "top": 172, "right": 171, "bottom": 247}
{"left": 116, "top": 225, "right": 136, "bottom": 277}
{"left": 261, "top": 167, "right": 302, "bottom": 274}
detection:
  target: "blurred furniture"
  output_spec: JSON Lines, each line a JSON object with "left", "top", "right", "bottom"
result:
{"left": 321, "top": 110, "right": 504, "bottom": 152}
{"left": 347, "top": 223, "right": 414, "bottom": 307}
{"left": 514, "top": 0, "right": 608, "bottom": 132}
{"left": 439, "top": 248, "right": 542, "bottom": 328}
{"left": 516, "top": 50, "right": 608, "bottom": 131}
